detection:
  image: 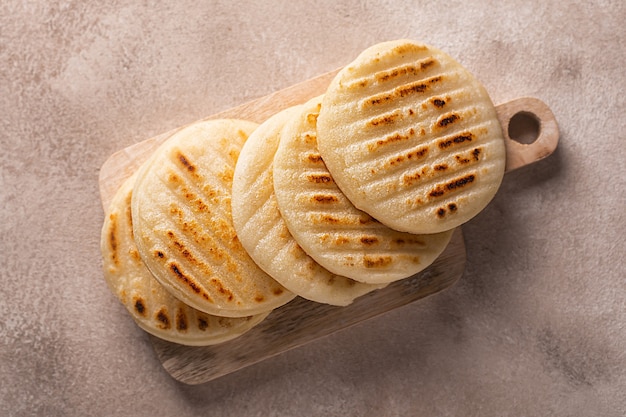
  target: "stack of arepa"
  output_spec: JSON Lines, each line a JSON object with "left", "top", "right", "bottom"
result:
{"left": 101, "top": 39, "right": 506, "bottom": 346}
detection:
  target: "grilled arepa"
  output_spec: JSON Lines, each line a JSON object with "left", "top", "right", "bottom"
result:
{"left": 316, "top": 39, "right": 506, "bottom": 234}
{"left": 272, "top": 95, "right": 453, "bottom": 284}
{"left": 131, "top": 119, "right": 295, "bottom": 318}
{"left": 101, "top": 173, "right": 270, "bottom": 346}
{"left": 232, "top": 106, "right": 385, "bottom": 305}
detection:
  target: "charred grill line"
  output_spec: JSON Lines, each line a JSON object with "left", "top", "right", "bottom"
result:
{"left": 343, "top": 56, "right": 440, "bottom": 91}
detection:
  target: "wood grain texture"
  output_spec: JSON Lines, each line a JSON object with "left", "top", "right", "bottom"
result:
{"left": 496, "top": 97, "right": 559, "bottom": 172}
{"left": 98, "top": 70, "right": 558, "bottom": 385}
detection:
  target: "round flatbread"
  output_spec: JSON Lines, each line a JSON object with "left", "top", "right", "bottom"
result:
{"left": 232, "top": 106, "right": 385, "bottom": 305}
{"left": 101, "top": 173, "right": 269, "bottom": 346}
{"left": 272, "top": 95, "right": 453, "bottom": 284}
{"left": 316, "top": 39, "right": 506, "bottom": 234}
{"left": 131, "top": 119, "right": 295, "bottom": 318}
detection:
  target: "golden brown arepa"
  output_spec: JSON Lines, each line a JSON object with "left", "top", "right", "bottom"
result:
{"left": 316, "top": 39, "right": 506, "bottom": 234}
{"left": 101, "top": 173, "right": 270, "bottom": 346}
{"left": 131, "top": 119, "right": 295, "bottom": 318}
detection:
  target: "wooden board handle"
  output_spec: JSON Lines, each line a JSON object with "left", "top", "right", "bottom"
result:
{"left": 496, "top": 97, "right": 560, "bottom": 172}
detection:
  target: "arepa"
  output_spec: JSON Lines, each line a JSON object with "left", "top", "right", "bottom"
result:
{"left": 101, "top": 173, "right": 270, "bottom": 346}
{"left": 232, "top": 106, "right": 385, "bottom": 305}
{"left": 272, "top": 95, "right": 453, "bottom": 284}
{"left": 131, "top": 119, "right": 295, "bottom": 318}
{"left": 316, "top": 39, "right": 506, "bottom": 234}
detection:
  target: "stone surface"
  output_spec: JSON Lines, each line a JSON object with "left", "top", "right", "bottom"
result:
{"left": 1, "top": 1, "right": 624, "bottom": 416}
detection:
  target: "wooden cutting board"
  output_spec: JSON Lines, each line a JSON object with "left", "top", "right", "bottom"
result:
{"left": 98, "top": 69, "right": 559, "bottom": 385}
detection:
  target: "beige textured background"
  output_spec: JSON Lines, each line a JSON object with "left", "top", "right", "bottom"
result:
{"left": 1, "top": 1, "right": 624, "bottom": 416}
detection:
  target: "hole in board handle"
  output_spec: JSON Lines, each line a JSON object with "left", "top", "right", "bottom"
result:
{"left": 508, "top": 111, "right": 541, "bottom": 145}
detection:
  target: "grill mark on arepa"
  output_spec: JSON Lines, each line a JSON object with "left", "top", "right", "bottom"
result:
{"left": 345, "top": 57, "right": 439, "bottom": 90}
{"left": 432, "top": 106, "right": 479, "bottom": 133}
{"left": 307, "top": 172, "right": 334, "bottom": 184}
{"left": 315, "top": 230, "right": 428, "bottom": 264}
{"left": 168, "top": 177, "right": 213, "bottom": 215}
{"left": 197, "top": 315, "right": 209, "bottom": 331}
{"left": 432, "top": 98, "right": 446, "bottom": 108}
{"left": 428, "top": 173, "right": 477, "bottom": 199}
{"left": 175, "top": 150, "right": 197, "bottom": 174}
{"left": 296, "top": 187, "right": 351, "bottom": 210}
{"left": 302, "top": 132, "right": 317, "bottom": 146}
{"left": 436, "top": 202, "right": 460, "bottom": 219}
{"left": 155, "top": 308, "right": 171, "bottom": 329}
{"left": 342, "top": 43, "right": 431, "bottom": 83}
{"left": 348, "top": 43, "right": 432, "bottom": 72}
{"left": 366, "top": 128, "right": 420, "bottom": 152}
{"left": 272, "top": 282, "right": 285, "bottom": 297}
{"left": 402, "top": 163, "right": 482, "bottom": 198}
{"left": 167, "top": 261, "right": 213, "bottom": 302}
{"left": 367, "top": 110, "right": 403, "bottom": 127}
{"left": 319, "top": 233, "right": 381, "bottom": 248}
{"left": 165, "top": 230, "right": 203, "bottom": 264}
{"left": 435, "top": 113, "right": 460, "bottom": 128}
{"left": 438, "top": 132, "right": 474, "bottom": 149}
{"left": 360, "top": 235, "right": 379, "bottom": 245}
{"left": 124, "top": 192, "right": 134, "bottom": 239}
{"left": 384, "top": 145, "right": 430, "bottom": 170}
{"left": 167, "top": 205, "right": 217, "bottom": 249}
{"left": 165, "top": 167, "right": 228, "bottom": 219}
{"left": 376, "top": 58, "right": 437, "bottom": 82}
{"left": 337, "top": 251, "right": 421, "bottom": 270}
{"left": 354, "top": 69, "right": 465, "bottom": 114}
{"left": 455, "top": 147, "right": 483, "bottom": 164}
{"left": 311, "top": 194, "right": 339, "bottom": 204}
{"left": 400, "top": 146, "right": 483, "bottom": 186}
{"left": 331, "top": 228, "right": 425, "bottom": 247}
{"left": 168, "top": 144, "right": 236, "bottom": 206}
{"left": 133, "top": 296, "right": 147, "bottom": 317}
{"left": 302, "top": 152, "right": 324, "bottom": 164}
{"left": 398, "top": 176, "right": 494, "bottom": 215}
{"left": 307, "top": 211, "right": 376, "bottom": 228}
{"left": 107, "top": 213, "right": 119, "bottom": 266}
{"left": 218, "top": 316, "right": 235, "bottom": 328}
{"left": 361, "top": 75, "right": 444, "bottom": 108}
{"left": 435, "top": 123, "right": 489, "bottom": 151}
{"left": 209, "top": 278, "right": 235, "bottom": 302}
{"left": 363, "top": 255, "right": 393, "bottom": 268}
{"left": 390, "top": 42, "right": 428, "bottom": 56}
{"left": 176, "top": 308, "right": 188, "bottom": 332}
